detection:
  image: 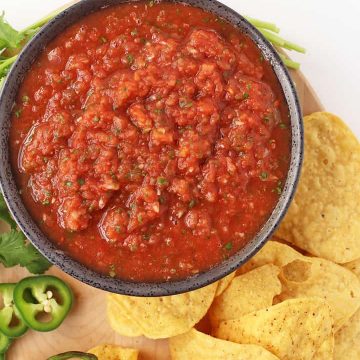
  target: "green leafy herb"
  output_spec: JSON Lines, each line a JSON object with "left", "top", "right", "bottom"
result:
{"left": 64, "top": 181, "right": 72, "bottom": 187}
{"left": 77, "top": 178, "right": 85, "bottom": 186}
{"left": 22, "top": 95, "right": 29, "bottom": 103}
{"left": 179, "top": 100, "right": 193, "bottom": 109}
{"left": 242, "top": 92, "right": 249, "bottom": 100}
{"left": 0, "top": 12, "right": 24, "bottom": 49}
{"left": 126, "top": 53, "right": 134, "bottom": 65}
{"left": 157, "top": 177, "right": 168, "bottom": 186}
{"left": 0, "top": 230, "right": 51, "bottom": 274}
{"left": 99, "top": 36, "right": 107, "bottom": 44}
{"left": 224, "top": 242, "right": 233, "bottom": 251}
{"left": 14, "top": 108, "right": 22, "bottom": 118}
{"left": 130, "top": 29, "right": 138, "bottom": 36}
{"left": 189, "top": 199, "right": 197, "bottom": 209}
{"left": 0, "top": 193, "right": 17, "bottom": 229}
{"left": 260, "top": 171, "right": 268, "bottom": 180}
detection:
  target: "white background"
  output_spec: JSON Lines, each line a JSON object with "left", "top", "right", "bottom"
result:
{"left": 2, "top": 0, "right": 359, "bottom": 137}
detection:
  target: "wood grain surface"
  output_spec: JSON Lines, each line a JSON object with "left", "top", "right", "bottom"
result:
{"left": 0, "top": 64, "right": 323, "bottom": 360}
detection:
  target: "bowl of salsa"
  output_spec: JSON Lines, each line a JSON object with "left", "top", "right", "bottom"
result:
{"left": 0, "top": 0, "right": 302, "bottom": 295}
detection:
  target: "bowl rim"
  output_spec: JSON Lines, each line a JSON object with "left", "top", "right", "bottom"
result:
{"left": 0, "top": 0, "right": 303, "bottom": 296}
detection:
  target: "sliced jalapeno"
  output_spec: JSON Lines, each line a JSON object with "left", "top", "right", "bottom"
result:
{"left": 0, "top": 332, "right": 11, "bottom": 354}
{"left": 0, "top": 284, "right": 28, "bottom": 337}
{"left": 47, "top": 351, "right": 98, "bottom": 360}
{"left": 13, "top": 276, "right": 73, "bottom": 332}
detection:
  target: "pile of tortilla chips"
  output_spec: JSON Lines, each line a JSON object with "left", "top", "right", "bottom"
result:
{"left": 106, "top": 113, "right": 360, "bottom": 360}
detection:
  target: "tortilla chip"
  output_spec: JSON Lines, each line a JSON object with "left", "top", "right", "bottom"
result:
{"left": 334, "top": 308, "right": 360, "bottom": 359}
{"left": 238, "top": 241, "right": 360, "bottom": 331}
{"left": 215, "top": 272, "right": 236, "bottom": 297}
{"left": 313, "top": 335, "right": 334, "bottom": 360}
{"left": 88, "top": 344, "right": 139, "bottom": 360}
{"left": 343, "top": 258, "right": 360, "bottom": 279}
{"left": 214, "top": 297, "right": 333, "bottom": 360}
{"left": 237, "top": 240, "right": 301, "bottom": 275}
{"left": 107, "top": 282, "right": 217, "bottom": 339}
{"left": 107, "top": 295, "right": 142, "bottom": 337}
{"left": 276, "top": 112, "right": 360, "bottom": 263}
{"left": 169, "top": 328, "right": 280, "bottom": 360}
{"left": 209, "top": 264, "right": 281, "bottom": 328}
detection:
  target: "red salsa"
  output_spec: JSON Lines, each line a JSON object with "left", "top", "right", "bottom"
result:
{"left": 10, "top": 1, "right": 291, "bottom": 282}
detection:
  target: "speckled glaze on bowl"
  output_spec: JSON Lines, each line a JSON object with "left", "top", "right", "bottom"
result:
{"left": 0, "top": 0, "right": 303, "bottom": 296}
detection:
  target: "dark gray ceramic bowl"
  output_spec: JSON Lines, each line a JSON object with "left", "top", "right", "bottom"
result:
{"left": 0, "top": 0, "right": 303, "bottom": 296}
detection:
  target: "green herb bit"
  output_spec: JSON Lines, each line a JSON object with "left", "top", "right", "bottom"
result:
{"left": 99, "top": 36, "right": 107, "bottom": 44}
{"left": 22, "top": 95, "right": 29, "bottom": 104}
{"left": 65, "top": 181, "right": 73, "bottom": 187}
{"left": 149, "top": 1, "right": 155, "bottom": 7}
{"left": 279, "top": 123, "right": 287, "bottom": 129}
{"left": 274, "top": 180, "right": 283, "bottom": 195}
{"left": 14, "top": 108, "right": 22, "bottom": 118}
{"left": 242, "top": 92, "right": 249, "bottom": 100}
{"left": 179, "top": 100, "right": 193, "bottom": 109}
{"left": 93, "top": 116, "right": 100, "bottom": 123}
{"left": 130, "top": 29, "right": 138, "bottom": 36}
{"left": 260, "top": 171, "right": 268, "bottom": 181}
{"left": 157, "top": 177, "right": 168, "bottom": 186}
{"left": 126, "top": 53, "right": 134, "bottom": 65}
{"left": 42, "top": 199, "right": 50, "bottom": 206}
{"left": 189, "top": 199, "right": 196, "bottom": 209}
{"left": 137, "top": 214, "right": 143, "bottom": 224}
{"left": 77, "top": 178, "right": 85, "bottom": 186}
{"left": 224, "top": 242, "right": 233, "bottom": 251}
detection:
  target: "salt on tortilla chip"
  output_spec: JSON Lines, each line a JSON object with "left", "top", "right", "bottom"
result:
{"left": 214, "top": 297, "right": 333, "bottom": 360}
{"left": 169, "top": 328, "right": 280, "bottom": 360}
{"left": 88, "top": 344, "right": 139, "bottom": 360}
{"left": 238, "top": 241, "right": 360, "bottom": 330}
{"left": 209, "top": 264, "right": 281, "bottom": 328}
{"left": 276, "top": 112, "right": 360, "bottom": 263}
{"left": 107, "top": 283, "right": 217, "bottom": 339}
{"left": 215, "top": 272, "right": 236, "bottom": 297}
{"left": 334, "top": 308, "right": 360, "bottom": 360}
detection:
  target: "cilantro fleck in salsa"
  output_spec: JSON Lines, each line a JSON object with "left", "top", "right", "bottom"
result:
{"left": 10, "top": 2, "right": 291, "bottom": 282}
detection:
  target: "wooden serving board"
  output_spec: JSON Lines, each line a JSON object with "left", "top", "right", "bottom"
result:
{"left": 0, "top": 69, "right": 323, "bottom": 360}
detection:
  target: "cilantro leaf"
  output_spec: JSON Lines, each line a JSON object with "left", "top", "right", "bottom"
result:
{"left": 0, "top": 230, "right": 51, "bottom": 274}
{"left": 0, "top": 193, "right": 17, "bottom": 229}
{"left": 0, "top": 12, "right": 24, "bottom": 50}
{"left": 20, "top": 242, "right": 52, "bottom": 274}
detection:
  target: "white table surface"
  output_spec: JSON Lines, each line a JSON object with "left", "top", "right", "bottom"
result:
{"left": 2, "top": 0, "right": 359, "bottom": 137}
